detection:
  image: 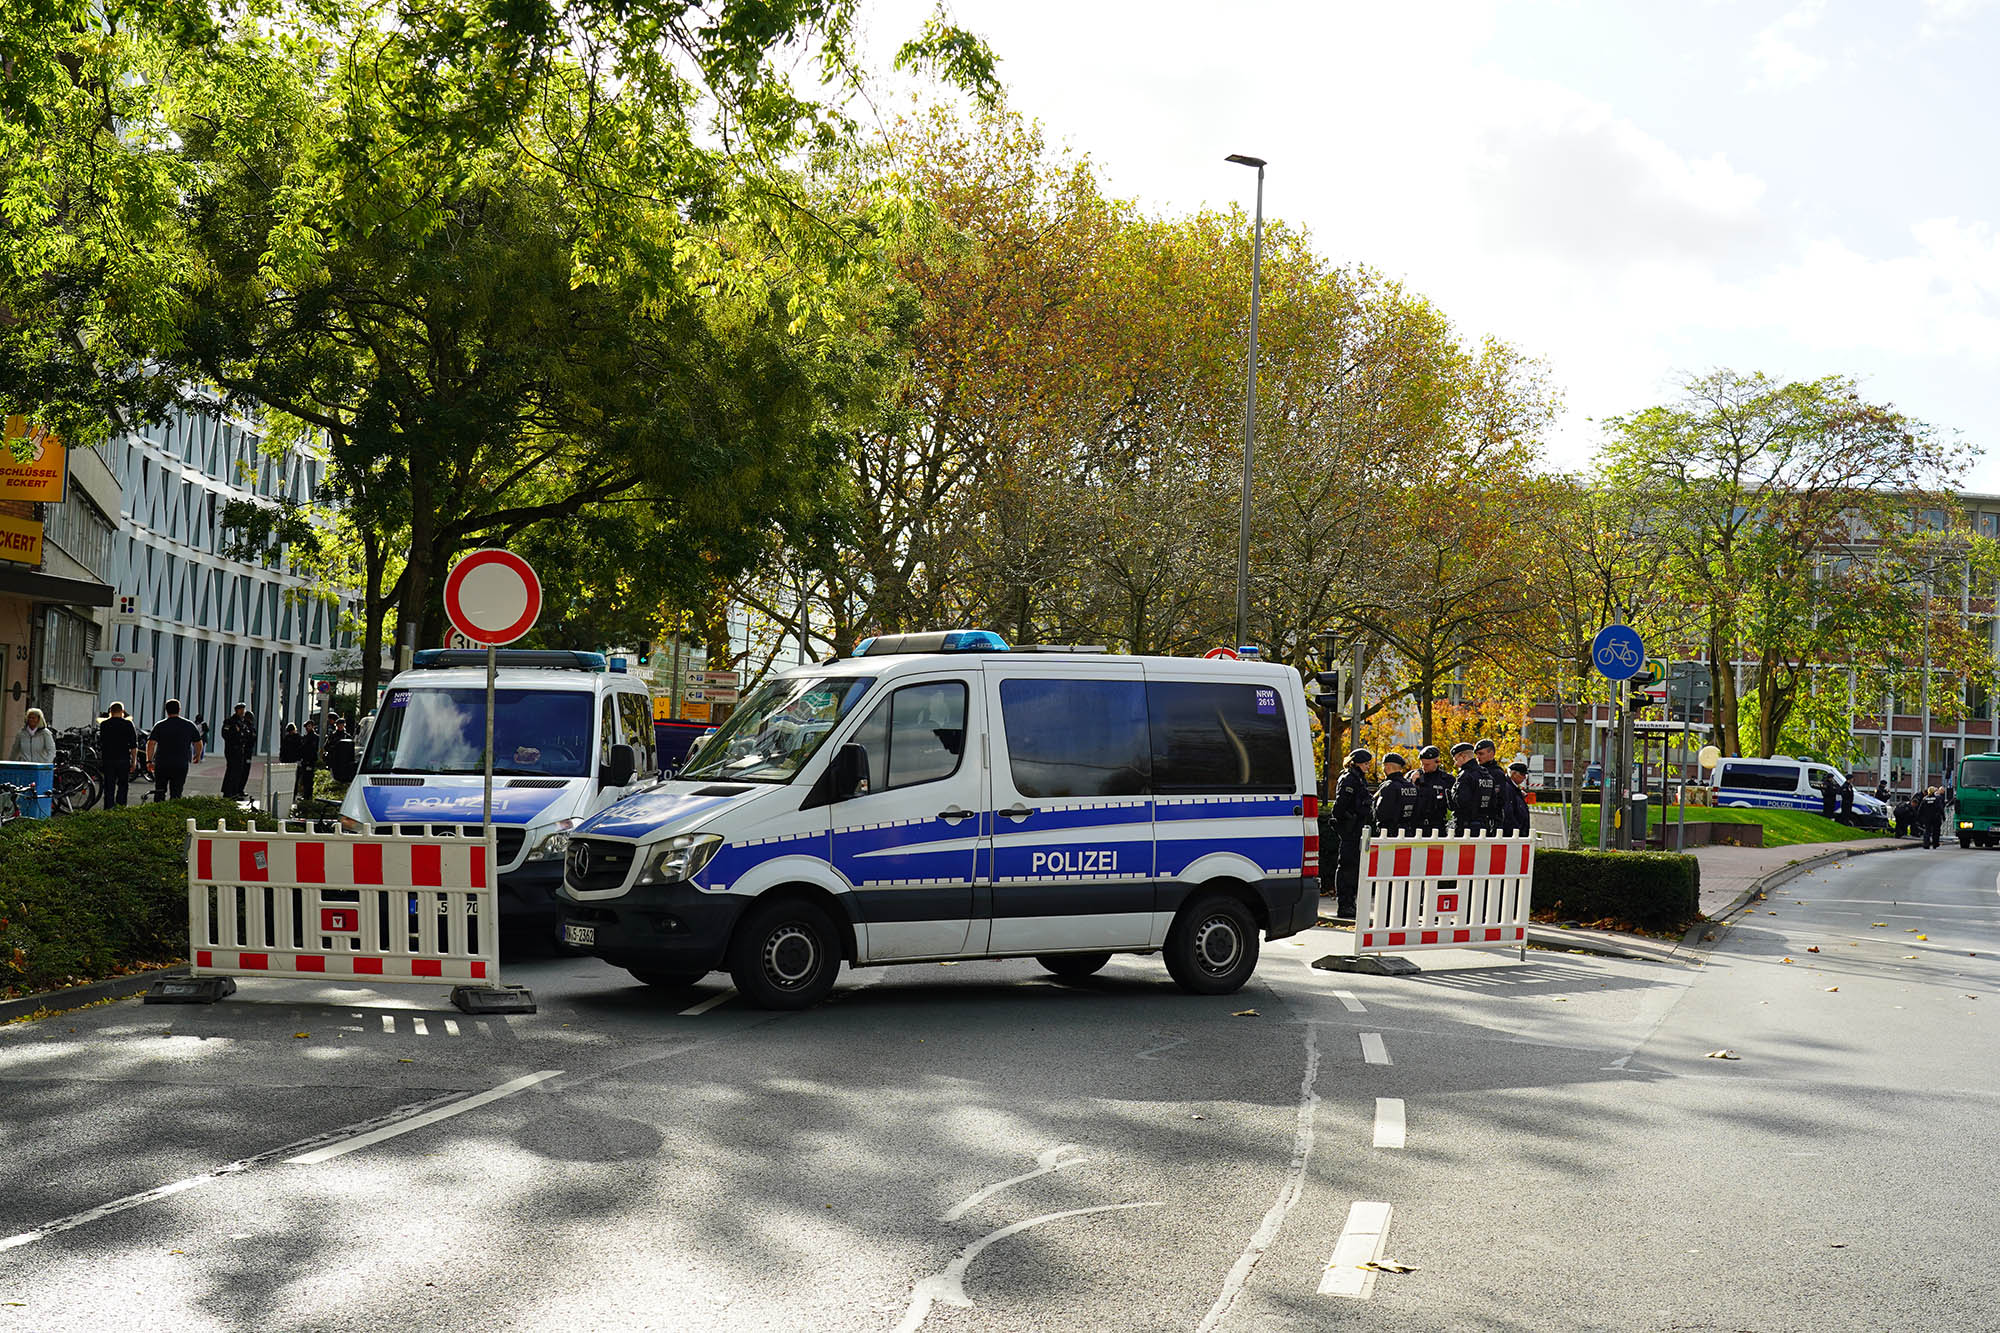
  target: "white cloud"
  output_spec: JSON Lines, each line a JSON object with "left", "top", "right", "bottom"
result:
{"left": 1749, "top": 0, "right": 1828, "bottom": 89}
{"left": 1921, "top": 0, "right": 1998, "bottom": 37}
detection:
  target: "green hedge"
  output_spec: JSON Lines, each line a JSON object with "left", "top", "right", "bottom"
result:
{"left": 0, "top": 798, "right": 274, "bottom": 998}
{"left": 1533, "top": 849, "right": 1702, "bottom": 931}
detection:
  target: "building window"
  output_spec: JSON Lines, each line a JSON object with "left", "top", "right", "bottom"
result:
{"left": 43, "top": 609, "right": 96, "bottom": 691}
{"left": 41, "top": 490, "right": 114, "bottom": 579}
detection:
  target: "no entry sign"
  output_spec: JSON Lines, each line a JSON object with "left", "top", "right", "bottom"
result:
{"left": 443, "top": 550, "right": 541, "bottom": 646}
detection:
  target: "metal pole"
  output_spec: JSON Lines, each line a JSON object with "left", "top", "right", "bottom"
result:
{"left": 1350, "top": 640, "right": 1365, "bottom": 755}
{"left": 1234, "top": 162, "right": 1264, "bottom": 652}
{"left": 1921, "top": 559, "right": 1932, "bottom": 789}
{"left": 1553, "top": 669, "right": 1563, "bottom": 839}
{"left": 482, "top": 642, "right": 497, "bottom": 835}
{"left": 1598, "top": 678, "right": 1613, "bottom": 851}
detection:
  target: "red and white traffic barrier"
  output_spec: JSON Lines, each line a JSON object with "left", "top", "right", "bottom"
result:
{"left": 169, "top": 822, "right": 532, "bottom": 1012}
{"left": 1350, "top": 831, "right": 1536, "bottom": 957}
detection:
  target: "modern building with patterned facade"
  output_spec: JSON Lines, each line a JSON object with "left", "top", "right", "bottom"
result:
{"left": 95, "top": 407, "right": 355, "bottom": 753}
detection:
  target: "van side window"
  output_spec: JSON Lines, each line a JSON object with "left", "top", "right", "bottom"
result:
{"left": 1148, "top": 681, "right": 1295, "bottom": 793}
{"left": 999, "top": 679, "right": 1150, "bottom": 797}
{"left": 618, "top": 693, "right": 655, "bottom": 774}
{"left": 600, "top": 696, "right": 618, "bottom": 769}
{"left": 1720, "top": 762, "right": 1797, "bottom": 792}
{"left": 847, "top": 680, "right": 968, "bottom": 793}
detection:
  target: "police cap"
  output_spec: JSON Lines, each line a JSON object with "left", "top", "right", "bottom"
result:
{"left": 1383, "top": 752, "right": 1407, "bottom": 769}
{"left": 1474, "top": 738, "right": 1497, "bottom": 754}
{"left": 1346, "top": 748, "right": 1373, "bottom": 765}
{"left": 1418, "top": 745, "right": 1441, "bottom": 760}
{"left": 1449, "top": 742, "right": 1475, "bottom": 756}
{"left": 1509, "top": 761, "right": 1529, "bottom": 775}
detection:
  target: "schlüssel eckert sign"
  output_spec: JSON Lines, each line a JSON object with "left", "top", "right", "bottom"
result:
{"left": 0, "top": 417, "right": 68, "bottom": 503}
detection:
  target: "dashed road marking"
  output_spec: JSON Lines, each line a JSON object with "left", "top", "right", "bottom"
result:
{"left": 1360, "top": 1032, "right": 1391, "bottom": 1065}
{"left": 1335, "top": 990, "right": 1366, "bottom": 1013}
{"left": 287, "top": 1069, "right": 563, "bottom": 1165}
{"left": 1373, "top": 1098, "right": 1406, "bottom": 1149}
{"left": 411, "top": 1017, "right": 428, "bottom": 1036}
{"left": 1318, "top": 1201, "right": 1394, "bottom": 1297}
{"left": 679, "top": 988, "right": 737, "bottom": 1017}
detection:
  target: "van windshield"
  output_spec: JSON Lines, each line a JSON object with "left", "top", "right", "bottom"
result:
{"left": 362, "top": 687, "right": 594, "bottom": 777}
{"left": 1961, "top": 759, "right": 2000, "bottom": 789}
{"left": 678, "top": 675, "right": 872, "bottom": 784}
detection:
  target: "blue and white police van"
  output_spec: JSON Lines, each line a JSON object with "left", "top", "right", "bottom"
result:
{"left": 556, "top": 631, "right": 1322, "bottom": 1008}
{"left": 1711, "top": 754, "right": 1889, "bottom": 828}
{"left": 340, "top": 649, "right": 660, "bottom": 918}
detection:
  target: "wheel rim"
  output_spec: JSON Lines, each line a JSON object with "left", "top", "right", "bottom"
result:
{"left": 762, "top": 923, "right": 820, "bottom": 989}
{"left": 1192, "top": 914, "right": 1243, "bottom": 975}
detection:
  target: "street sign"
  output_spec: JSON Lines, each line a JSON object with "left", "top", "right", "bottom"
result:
{"left": 683, "top": 669, "right": 742, "bottom": 688}
{"left": 1203, "top": 647, "right": 1240, "bottom": 660}
{"left": 315, "top": 678, "right": 335, "bottom": 696}
{"left": 702, "top": 687, "right": 739, "bottom": 703}
{"left": 90, "top": 650, "right": 152, "bottom": 671}
{"left": 442, "top": 549, "right": 542, "bottom": 646}
{"left": 1591, "top": 624, "right": 1646, "bottom": 681}
{"left": 444, "top": 629, "right": 478, "bottom": 652}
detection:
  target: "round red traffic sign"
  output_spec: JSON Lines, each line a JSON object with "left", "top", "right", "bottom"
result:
{"left": 443, "top": 549, "right": 542, "bottom": 646}
{"left": 1203, "top": 646, "right": 1241, "bottom": 660}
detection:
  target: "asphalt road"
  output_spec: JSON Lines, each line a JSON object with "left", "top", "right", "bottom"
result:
{"left": 1, "top": 848, "right": 1994, "bottom": 1332}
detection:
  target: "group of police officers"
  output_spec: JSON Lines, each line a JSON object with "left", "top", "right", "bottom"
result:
{"left": 1323, "top": 738, "right": 1536, "bottom": 918}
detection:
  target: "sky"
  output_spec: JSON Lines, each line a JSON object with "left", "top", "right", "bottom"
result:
{"left": 860, "top": 0, "right": 2000, "bottom": 485}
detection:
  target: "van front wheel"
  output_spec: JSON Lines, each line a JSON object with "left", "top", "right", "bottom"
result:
{"left": 1165, "top": 893, "right": 1260, "bottom": 995}
{"left": 729, "top": 897, "right": 841, "bottom": 1009}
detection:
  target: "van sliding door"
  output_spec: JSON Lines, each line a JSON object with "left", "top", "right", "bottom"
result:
{"left": 984, "top": 665, "right": 1155, "bottom": 953}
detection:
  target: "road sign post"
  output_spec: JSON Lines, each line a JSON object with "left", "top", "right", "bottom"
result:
{"left": 441, "top": 549, "right": 543, "bottom": 1014}
{"left": 1592, "top": 625, "right": 1646, "bottom": 851}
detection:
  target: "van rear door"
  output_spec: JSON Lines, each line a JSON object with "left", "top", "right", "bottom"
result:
{"left": 983, "top": 663, "right": 1155, "bottom": 953}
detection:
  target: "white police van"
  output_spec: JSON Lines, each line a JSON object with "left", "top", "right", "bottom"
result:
{"left": 340, "top": 650, "right": 659, "bottom": 918}
{"left": 556, "top": 630, "right": 1321, "bottom": 1008}
{"left": 1711, "top": 755, "right": 1889, "bottom": 829}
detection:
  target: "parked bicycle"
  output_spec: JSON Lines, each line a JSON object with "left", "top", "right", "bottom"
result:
{"left": 0, "top": 780, "right": 40, "bottom": 826}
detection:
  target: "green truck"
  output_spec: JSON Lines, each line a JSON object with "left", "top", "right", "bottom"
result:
{"left": 1954, "top": 754, "right": 2000, "bottom": 847}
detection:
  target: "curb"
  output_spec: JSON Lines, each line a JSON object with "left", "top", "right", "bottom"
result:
{"left": 1678, "top": 838, "right": 1920, "bottom": 953}
{"left": 0, "top": 965, "right": 187, "bottom": 1024}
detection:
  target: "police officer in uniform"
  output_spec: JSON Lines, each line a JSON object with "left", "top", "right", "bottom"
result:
{"left": 1373, "top": 753, "right": 1419, "bottom": 833}
{"left": 1498, "top": 759, "right": 1533, "bottom": 834}
{"left": 1329, "top": 748, "right": 1375, "bottom": 919}
{"left": 1413, "top": 744, "right": 1453, "bottom": 833}
{"left": 1451, "top": 738, "right": 1508, "bottom": 833}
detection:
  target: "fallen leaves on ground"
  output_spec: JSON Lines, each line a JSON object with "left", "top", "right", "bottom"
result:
{"left": 1706, "top": 1049, "right": 1740, "bottom": 1059}
{"left": 1780, "top": 957, "right": 1795, "bottom": 964}
{"left": 1231, "top": 1009, "right": 1259, "bottom": 1018}
{"left": 1917, "top": 935, "right": 1929, "bottom": 941}
{"left": 1824, "top": 986, "right": 1839, "bottom": 992}
{"left": 1904, "top": 955, "right": 1920, "bottom": 960}
{"left": 1702, "top": 932, "right": 1717, "bottom": 941}
{"left": 292, "top": 1032, "right": 309, "bottom": 1039}
{"left": 1807, "top": 946, "right": 1820, "bottom": 953}
{"left": 1871, "top": 923, "right": 1888, "bottom": 928}
{"left": 1360, "top": 1260, "right": 1417, "bottom": 1274}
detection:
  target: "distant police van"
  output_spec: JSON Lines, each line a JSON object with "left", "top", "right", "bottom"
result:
{"left": 1711, "top": 755, "right": 1889, "bottom": 829}
{"left": 556, "top": 630, "right": 1321, "bottom": 1008}
{"left": 341, "top": 650, "right": 659, "bottom": 918}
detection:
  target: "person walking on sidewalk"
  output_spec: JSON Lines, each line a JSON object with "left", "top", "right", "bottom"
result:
{"left": 220, "top": 702, "right": 256, "bottom": 800}
{"left": 145, "top": 699, "right": 204, "bottom": 801}
{"left": 9, "top": 708, "right": 55, "bottom": 765}
{"left": 97, "top": 702, "right": 138, "bottom": 808}
{"left": 294, "top": 719, "right": 321, "bottom": 806}
{"left": 1918, "top": 786, "right": 1946, "bottom": 849}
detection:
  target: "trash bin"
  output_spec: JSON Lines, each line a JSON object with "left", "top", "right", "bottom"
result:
{"left": 0, "top": 761, "right": 55, "bottom": 819}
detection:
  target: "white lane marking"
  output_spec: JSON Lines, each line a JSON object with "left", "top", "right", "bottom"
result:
{"left": 1335, "top": 991, "right": 1366, "bottom": 1013}
{"left": 380, "top": 1015, "right": 394, "bottom": 1034}
{"left": 1196, "top": 1023, "right": 1322, "bottom": 1333}
{"left": 1134, "top": 1035, "right": 1188, "bottom": 1061}
{"left": 444, "top": 1019, "right": 460, "bottom": 1037}
{"left": 894, "top": 1202, "right": 1162, "bottom": 1333}
{"left": 286, "top": 1070, "right": 563, "bottom": 1165}
{"left": 1373, "top": 1099, "right": 1406, "bottom": 1149}
{"left": 941, "top": 1144, "right": 1089, "bottom": 1221}
{"left": 1318, "top": 1201, "right": 1394, "bottom": 1297}
{"left": 679, "top": 988, "right": 737, "bottom": 1017}
{"left": 0, "top": 1085, "right": 492, "bottom": 1249}
{"left": 1360, "top": 1032, "right": 1391, "bottom": 1065}
{"left": 411, "top": 1017, "right": 428, "bottom": 1037}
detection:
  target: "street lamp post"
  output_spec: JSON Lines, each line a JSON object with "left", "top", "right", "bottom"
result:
{"left": 1226, "top": 153, "right": 1266, "bottom": 652}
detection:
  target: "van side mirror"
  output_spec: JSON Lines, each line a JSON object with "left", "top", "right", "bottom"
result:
{"left": 829, "top": 743, "right": 869, "bottom": 802}
{"left": 602, "top": 743, "right": 637, "bottom": 789}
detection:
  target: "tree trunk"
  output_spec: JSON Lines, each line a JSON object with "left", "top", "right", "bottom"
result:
{"left": 360, "top": 531, "right": 386, "bottom": 707}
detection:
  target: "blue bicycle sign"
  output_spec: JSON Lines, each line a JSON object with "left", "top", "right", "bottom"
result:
{"left": 1592, "top": 624, "right": 1646, "bottom": 681}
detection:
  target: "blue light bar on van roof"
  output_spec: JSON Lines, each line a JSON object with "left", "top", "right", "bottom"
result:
{"left": 410, "top": 649, "right": 608, "bottom": 671}
{"left": 852, "top": 629, "right": 1012, "bottom": 657}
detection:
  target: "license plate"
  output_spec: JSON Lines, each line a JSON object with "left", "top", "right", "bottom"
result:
{"left": 563, "top": 922, "right": 595, "bottom": 947}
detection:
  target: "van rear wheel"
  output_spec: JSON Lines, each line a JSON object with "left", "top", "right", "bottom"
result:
{"left": 1165, "top": 893, "right": 1260, "bottom": 995}
{"left": 728, "top": 897, "right": 841, "bottom": 1010}
{"left": 1037, "top": 952, "right": 1112, "bottom": 979}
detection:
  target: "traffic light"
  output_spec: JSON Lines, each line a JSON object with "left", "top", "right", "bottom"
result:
{"left": 637, "top": 640, "right": 653, "bottom": 666}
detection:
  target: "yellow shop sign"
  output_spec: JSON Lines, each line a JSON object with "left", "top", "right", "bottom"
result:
{"left": 0, "top": 512, "right": 44, "bottom": 566}
{"left": 0, "top": 417, "right": 68, "bottom": 503}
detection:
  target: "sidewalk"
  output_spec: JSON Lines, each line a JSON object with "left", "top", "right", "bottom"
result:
{"left": 157, "top": 756, "right": 301, "bottom": 809}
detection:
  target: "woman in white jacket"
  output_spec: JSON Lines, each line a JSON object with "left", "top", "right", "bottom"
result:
{"left": 10, "top": 707, "right": 56, "bottom": 765}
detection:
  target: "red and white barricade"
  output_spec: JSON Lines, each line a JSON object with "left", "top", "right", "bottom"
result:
{"left": 1350, "top": 831, "right": 1535, "bottom": 958}
{"left": 184, "top": 821, "right": 505, "bottom": 992}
